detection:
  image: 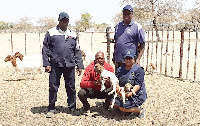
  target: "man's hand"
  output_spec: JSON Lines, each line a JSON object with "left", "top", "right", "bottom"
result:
{"left": 94, "top": 78, "right": 102, "bottom": 86}
{"left": 125, "top": 92, "right": 133, "bottom": 97}
{"left": 77, "top": 69, "right": 82, "bottom": 76}
{"left": 116, "top": 85, "right": 122, "bottom": 95}
{"left": 45, "top": 66, "right": 51, "bottom": 73}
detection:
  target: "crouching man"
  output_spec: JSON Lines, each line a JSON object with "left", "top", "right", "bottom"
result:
{"left": 78, "top": 51, "right": 114, "bottom": 112}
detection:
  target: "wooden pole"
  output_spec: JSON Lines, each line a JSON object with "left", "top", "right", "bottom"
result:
{"left": 150, "top": 28, "right": 153, "bottom": 64}
{"left": 165, "top": 28, "right": 169, "bottom": 76}
{"left": 179, "top": 29, "right": 184, "bottom": 79}
{"left": 160, "top": 28, "right": 164, "bottom": 74}
{"left": 25, "top": 33, "right": 27, "bottom": 55}
{"left": 11, "top": 32, "right": 13, "bottom": 54}
{"left": 171, "top": 29, "right": 175, "bottom": 76}
{"left": 194, "top": 27, "right": 198, "bottom": 81}
{"left": 186, "top": 29, "right": 191, "bottom": 80}
{"left": 146, "top": 31, "right": 150, "bottom": 71}
{"left": 106, "top": 28, "right": 111, "bottom": 63}
{"left": 156, "top": 29, "right": 158, "bottom": 71}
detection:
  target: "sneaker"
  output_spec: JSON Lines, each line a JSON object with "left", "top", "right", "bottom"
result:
{"left": 138, "top": 109, "right": 145, "bottom": 119}
{"left": 46, "top": 110, "right": 55, "bottom": 118}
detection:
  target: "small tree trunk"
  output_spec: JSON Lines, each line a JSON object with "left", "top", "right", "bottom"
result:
{"left": 153, "top": 17, "right": 161, "bottom": 42}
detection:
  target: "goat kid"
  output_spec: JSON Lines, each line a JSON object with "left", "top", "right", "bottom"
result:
{"left": 94, "top": 63, "right": 119, "bottom": 108}
{"left": 4, "top": 52, "right": 43, "bottom": 80}
{"left": 112, "top": 83, "right": 134, "bottom": 108}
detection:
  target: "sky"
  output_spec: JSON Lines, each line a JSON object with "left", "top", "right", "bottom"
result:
{"left": 0, "top": 0, "right": 197, "bottom": 26}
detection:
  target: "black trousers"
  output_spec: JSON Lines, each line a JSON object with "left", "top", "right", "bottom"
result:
{"left": 78, "top": 88, "right": 113, "bottom": 108}
{"left": 48, "top": 67, "right": 76, "bottom": 111}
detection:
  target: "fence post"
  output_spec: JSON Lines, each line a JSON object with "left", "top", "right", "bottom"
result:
{"left": 11, "top": 32, "right": 13, "bottom": 54}
{"left": 106, "top": 28, "right": 110, "bottom": 63}
{"left": 91, "top": 32, "right": 93, "bottom": 52}
{"left": 194, "top": 27, "right": 198, "bottom": 81}
{"left": 39, "top": 32, "right": 41, "bottom": 53}
{"left": 171, "top": 29, "right": 175, "bottom": 76}
{"left": 186, "top": 29, "right": 191, "bottom": 80}
{"left": 179, "top": 29, "right": 184, "bottom": 79}
{"left": 146, "top": 31, "right": 150, "bottom": 71}
{"left": 25, "top": 33, "right": 27, "bottom": 55}
{"left": 160, "top": 28, "right": 164, "bottom": 74}
{"left": 165, "top": 28, "right": 169, "bottom": 76}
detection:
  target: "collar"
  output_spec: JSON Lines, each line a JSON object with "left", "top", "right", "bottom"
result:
{"left": 122, "top": 18, "right": 135, "bottom": 26}
{"left": 56, "top": 25, "right": 70, "bottom": 35}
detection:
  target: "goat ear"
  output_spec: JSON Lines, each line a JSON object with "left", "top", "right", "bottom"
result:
{"left": 10, "top": 58, "right": 17, "bottom": 67}
{"left": 15, "top": 52, "right": 19, "bottom": 55}
{"left": 4, "top": 55, "right": 11, "bottom": 62}
{"left": 19, "top": 54, "right": 24, "bottom": 61}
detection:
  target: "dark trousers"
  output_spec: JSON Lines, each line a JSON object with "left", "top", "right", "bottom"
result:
{"left": 48, "top": 67, "right": 76, "bottom": 111}
{"left": 78, "top": 88, "right": 113, "bottom": 108}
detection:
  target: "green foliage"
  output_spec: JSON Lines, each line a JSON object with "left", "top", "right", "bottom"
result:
{"left": 0, "top": 21, "right": 12, "bottom": 30}
{"left": 75, "top": 12, "right": 93, "bottom": 31}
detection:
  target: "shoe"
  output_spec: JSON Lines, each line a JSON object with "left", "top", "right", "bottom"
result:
{"left": 103, "top": 102, "right": 110, "bottom": 110}
{"left": 83, "top": 103, "right": 90, "bottom": 112}
{"left": 70, "top": 109, "right": 81, "bottom": 116}
{"left": 138, "top": 109, "right": 145, "bottom": 119}
{"left": 46, "top": 110, "right": 55, "bottom": 118}
{"left": 123, "top": 112, "right": 134, "bottom": 116}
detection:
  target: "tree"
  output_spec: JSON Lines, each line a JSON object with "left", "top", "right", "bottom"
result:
{"left": 37, "top": 17, "right": 57, "bottom": 32}
{"left": 75, "top": 12, "right": 93, "bottom": 32}
{"left": 112, "top": 12, "right": 123, "bottom": 25}
{"left": 11, "top": 16, "right": 33, "bottom": 32}
{"left": 0, "top": 21, "right": 12, "bottom": 30}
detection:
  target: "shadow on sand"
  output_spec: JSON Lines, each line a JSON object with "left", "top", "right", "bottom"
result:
{"left": 30, "top": 102, "right": 138, "bottom": 121}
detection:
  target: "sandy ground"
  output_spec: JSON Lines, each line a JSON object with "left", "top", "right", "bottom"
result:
{"left": 0, "top": 32, "right": 200, "bottom": 125}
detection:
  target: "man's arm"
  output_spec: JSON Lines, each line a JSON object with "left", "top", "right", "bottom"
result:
{"left": 80, "top": 67, "right": 100, "bottom": 89}
{"left": 42, "top": 32, "right": 51, "bottom": 72}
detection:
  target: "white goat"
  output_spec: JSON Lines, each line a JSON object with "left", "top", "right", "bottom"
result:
{"left": 81, "top": 50, "right": 95, "bottom": 67}
{"left": 4, "top": 52, "right": 43, "bottom": 80}
{"left": 94, "top": 63, "right": 119, "bottom": 108}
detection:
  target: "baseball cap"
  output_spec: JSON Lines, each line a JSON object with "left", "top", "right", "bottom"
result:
{"left": 123, "top": 5, "right": 133, "bottom": 12}
{"left": 58, "top": 12, "right": 69, "bottom": 19}
{"left": 124, "top": 49, "right": 136, "bottom": 58}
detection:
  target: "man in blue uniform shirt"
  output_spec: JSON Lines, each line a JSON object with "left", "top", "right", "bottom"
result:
{"left": 113, "top": 5, "right": 145, "bottom": 71}
{"left": 42, "top": 12, "right": 84, "bottom": 118}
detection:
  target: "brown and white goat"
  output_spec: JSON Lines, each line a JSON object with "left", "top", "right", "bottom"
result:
{"left": 4, "top": 52, "right": 43, "bottom": 80}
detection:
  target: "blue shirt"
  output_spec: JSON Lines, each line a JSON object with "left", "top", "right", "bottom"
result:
{"left": 42, "top": 25, "right": 84, "bottom": 69}
{"left": 114, "top": 18, "right": 145, "bottom": 63}
{"left": 116, "top": 64, "right": 147, "bottom": 102}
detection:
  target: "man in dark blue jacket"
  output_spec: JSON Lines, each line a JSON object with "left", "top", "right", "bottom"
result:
{"left": 42, "top": 12, "right": 84, "bottom": 118}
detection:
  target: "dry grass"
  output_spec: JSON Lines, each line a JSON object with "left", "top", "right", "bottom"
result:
{"left": 0, "top": 67, "right": 199, "bottom": 125}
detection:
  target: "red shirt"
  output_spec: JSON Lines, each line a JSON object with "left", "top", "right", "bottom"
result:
{"left": 80, "top": 61, "right": 115, "bottom": 90}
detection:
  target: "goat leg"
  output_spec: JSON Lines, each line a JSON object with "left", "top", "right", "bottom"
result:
{"left": 100, "top": 80, "right": 106, "bottom": 92}
{"left": 111, "top": 93, "right": 117, "bottom": 108}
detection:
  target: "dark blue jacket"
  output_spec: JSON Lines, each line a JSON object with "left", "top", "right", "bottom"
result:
{"left": 42, "top": 25, "right": 84, "bottom": 69}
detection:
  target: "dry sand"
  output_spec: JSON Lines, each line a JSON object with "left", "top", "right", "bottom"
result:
{"left": 0, "top": 32, "right": 200, "bottom": 125}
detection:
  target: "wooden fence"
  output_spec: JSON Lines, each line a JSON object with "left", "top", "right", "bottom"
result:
{"left": 138, "top": 28, "right": 200, "bottom": 83}
{"left": 4, "top": 28, "right": 200, "bottom": 83}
